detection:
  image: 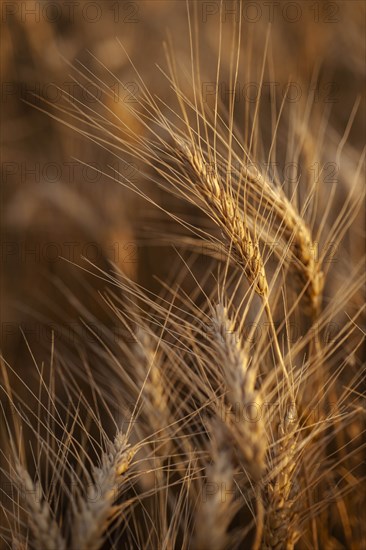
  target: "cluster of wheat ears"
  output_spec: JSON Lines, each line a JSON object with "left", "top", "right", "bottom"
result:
{"left": 1, "top": 8, "right": 365, "bottom": 550}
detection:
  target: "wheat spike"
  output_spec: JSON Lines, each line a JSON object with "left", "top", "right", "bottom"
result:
{"left": 194, "top": 424, "right": 238, "bottom": 550}
{"left": 15, "top": 464, "right": 66, "bottom": 550}
{"left": 243, "top": 166, "right": 324, "bottom": 316}
{"left": 134, "top": 328, "right": 172, "bottom": 457}
{"left": 212, "top": 303, "right": 267, "bottom": 480}
{"left": 72, "top": 432, "right": 135, "bottom": 550}
{"left": 176, "top": 141, "right": 268, "bottom": 297}
{"left": 263, "top": 403, "right": 300, "bottom": 550}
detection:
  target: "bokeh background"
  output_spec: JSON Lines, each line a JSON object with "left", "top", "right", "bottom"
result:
{"left": 1, "top": 0, "right": 365, "bottom": 399}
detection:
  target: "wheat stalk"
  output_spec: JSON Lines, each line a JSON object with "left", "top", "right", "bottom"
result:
{"left": 72, "top": 432, "right": 135, "bottom": 550}
{"left": 14, "top": 464, "right": 66, "bottom": 550}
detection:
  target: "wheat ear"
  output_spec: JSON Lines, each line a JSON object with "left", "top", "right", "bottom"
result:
{"left": 244, "top": 167, "right": 324, "bottom": 317}
{"left": 193, "top": 424, "right": 238, "bottom": 550}
{"left": 72, "top": 432, "right": 135, "bottom": 550}
{"left": 174, "top": 142, "right": 293, "bottom": 395}
{"left": 14, "top": 464, "right": 66, "bottom": 550}
{"left": 134, "top": 329, "right": 172, "bottom": 457}
{"left": 176, "top": 141, "right": 268, "bottom": 297}
{"left": 274, "top": 191, "right": 323, "bottom": 317}
{"left": 212, "top": 303, "right": 267, "bottom": 480}
{"left": 263, "top": 403, "right": 300, "bottom": 550}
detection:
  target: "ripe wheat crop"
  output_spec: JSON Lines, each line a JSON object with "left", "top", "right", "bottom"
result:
{"left": 1, "top": 2, "right": 365, "bottom": 549}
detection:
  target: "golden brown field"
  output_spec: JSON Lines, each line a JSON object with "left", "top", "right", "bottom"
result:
{"left": 1, "top": 1, "right": 365, "bottom": 548}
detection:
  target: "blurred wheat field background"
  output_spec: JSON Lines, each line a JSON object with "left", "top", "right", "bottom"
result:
{"left": 1, "top": 1, "right": 365, "bottom": 549}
